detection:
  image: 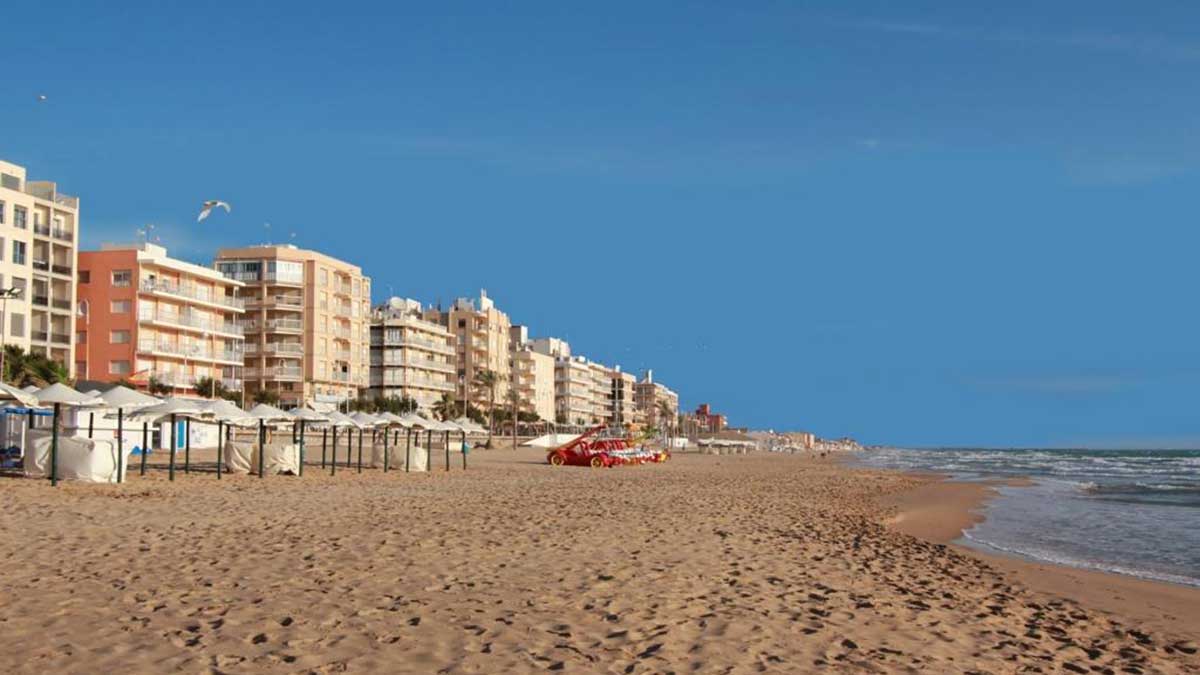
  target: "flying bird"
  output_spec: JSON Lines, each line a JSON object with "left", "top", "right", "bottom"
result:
{"left": 197, "top": 200, "right": 231, "bottom": 222}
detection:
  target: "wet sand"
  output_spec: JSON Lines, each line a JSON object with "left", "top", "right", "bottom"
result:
{"left": 0, "top": 448, "right": 1196, "bottom": 673}
{"left": 880, "top": 475, "right": 1200, "bottom": 641}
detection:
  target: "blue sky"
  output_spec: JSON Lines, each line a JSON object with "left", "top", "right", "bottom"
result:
{"left": 4, "top": 1, "right": 1199, "bottom": 447}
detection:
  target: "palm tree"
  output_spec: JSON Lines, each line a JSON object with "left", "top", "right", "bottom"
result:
{"left": 657, "top": 401, "right": 674, "bottom": 440}
{"left": 2, "top": 345, "right": 69, "bottom": 387}
{"left": 432, "top": 393, "right": 457, "bottom": 421}
{"left": 473, "top": 369, "right": 501, "bottom": 443}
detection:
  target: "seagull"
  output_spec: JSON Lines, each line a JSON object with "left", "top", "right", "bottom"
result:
{"left": 197, "top": 200, "right": 231, "bottom": 222}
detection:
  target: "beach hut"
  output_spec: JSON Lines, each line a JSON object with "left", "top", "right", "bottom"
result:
{"left": 131, "top": 398, "right": 214, "bottom": 480}
{"left": 245, "top": 403, "right": 297, "bottom": 478}
{"left": 95, "top": 386, "right": 160, "bottom": 483}
{"left": 288, "top": 406, "right": 328, "bottom": 476}
{"left": 30, "top": 383, "right": 106, "bottom": 486}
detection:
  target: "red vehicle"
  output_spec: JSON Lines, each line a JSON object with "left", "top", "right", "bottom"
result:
{"left": 546, "top": 425, "right": 670, "bottom": 468}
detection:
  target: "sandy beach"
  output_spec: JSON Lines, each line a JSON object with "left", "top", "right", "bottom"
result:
{"left": 1, "top": 448, "right": 1196, "bottom": 673}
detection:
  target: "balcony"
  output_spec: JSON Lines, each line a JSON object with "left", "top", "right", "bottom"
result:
{"left": 33, "top": 223, "right": 51, "bottom": 237}
{"left": 51, "top": 299, "right": 71, "bottom": 311}
{"left": 51, "top": 263, "right": 72, "bottom": 276}
{"left": 246, "top": 366, "right": 302, "bottom": 381}
{"left": 138, "top": 309, "right": 244, "bottom": 335}
{"left": 247, "top": 294, "right": 303, "bottom": 311}
{"left": 32, "top": 295, "right": 48, "bottom": 307}
{"left": 137, "top": 338, "right": 243, "bottom": 363}
{"left": 267, "top": 318, "right": 303, "bottom": 332}
{"left": 139, "top": 279, "right": 244, "bottom": 309}
{"left": 51, "top": 332, "right": 70, "bottom": 345}
{"left": 32, "top": 330, "right": 49, "bottom": 342}
{"left": 331, "top": 371, "right": 350, "bottom": 383}
{"left": 260, "top": 342, "right": 303, "bottom": 356}
{"left": 32, "top": 259, "right": 49, "bottom": 272}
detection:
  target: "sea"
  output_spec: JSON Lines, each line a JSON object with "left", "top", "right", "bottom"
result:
{"left": 856, "top": 447, "right": 1200, "bottom": 588}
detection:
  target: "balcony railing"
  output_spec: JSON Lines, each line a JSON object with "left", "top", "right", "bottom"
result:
{"left": 33, "top": 223, "right": 51, "bottom": 237}
{"left": 139, "top": 279, "right": 244, "bottom": 309}
{"left": 51, "top": 332, "right": 70, "bottom": 345}
{"left": 138, "top": 309, "right": 244, "bottom": 335}
{"left": 137, "top": 339, "right": 243, "bottom": 362}
{"left": 51, "top": 299, "right": 70, "bottom": 311}
{"left": 266, "top": 318, "right": 303, "bottom": 332}
{"left": 32, "top": 295, "right": 48, "bottom": 307}
{"left": 32, "top": 259, "right": 49, "bottom": 271}
{"left": 32, "top": 331, "right": 48, "bottom": 342}
{"left": 246, "top": 366, "right": 303, "bottom": 380}
{"left": 51, "top": 263, "right": 72, "bottom": 276}
{"left": 252, "top": 342, "right": 302, "bottom": 355}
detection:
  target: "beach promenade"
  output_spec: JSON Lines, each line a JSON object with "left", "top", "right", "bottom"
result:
{"left": 1, "top": 449, "right": 1196, "bottom": 673}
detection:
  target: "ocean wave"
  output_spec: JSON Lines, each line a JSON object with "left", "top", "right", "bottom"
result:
{"left": 959, "top": 530, "right": 1200, "bottom": 588}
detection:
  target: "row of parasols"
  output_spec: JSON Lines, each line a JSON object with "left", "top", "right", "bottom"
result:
{"left": 0, "top": 381, "right": 488, "bottom": 486}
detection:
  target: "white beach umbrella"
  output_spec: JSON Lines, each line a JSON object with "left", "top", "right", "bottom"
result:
{"left": 288, "top": 406, "right": 330, "bottom": 477}
{"left": 203, "top": 399, "right": 254, "bottom": 426}
{"left": 130, "top": 397, "right": 215, "bottom": 481}
{"left": 350, "top": 411, "right": 384, "bottom": 428}
{"left": 34, "top": 383, "right": 104, "bottom": 487}
{"left": 96, "top": 386, "right": 161, "bottom": 484}
{"left": 0, "top": 381, "right": 39, "bottom": 407}
{"left": 246, "top": 403, "right": 294, "bottom": 425}
{"left": 451, "top": 416, "right": 486, "bottom": 434}
{"left": 21, "top": 385, "right": 39, "bottom": 394}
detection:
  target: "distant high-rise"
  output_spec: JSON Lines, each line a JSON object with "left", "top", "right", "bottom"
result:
{"left": 424, "top": 290, "right": 511, "bottom": 414}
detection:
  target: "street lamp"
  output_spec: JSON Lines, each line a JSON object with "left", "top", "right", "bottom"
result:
{"left": 0, "top": 286, "right": 24, "bottom": 381}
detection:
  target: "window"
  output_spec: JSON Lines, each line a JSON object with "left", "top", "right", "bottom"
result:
{"left": 76, "top": 331, "right": 87, "bottom": 344}
{"left": 10, "top": 313, "right": 23, "bottom": 338}
{"left": 0, "top": 200, "right": 5, "bottom": 224}
{"left": 78, "top": 270, "right": 90, "bottom": 284}
{"left": 111, "top": 300, "right": 131, "bottom": 314}
{"left": 13, "top": 206, "right": 26, "bottom": 229}
{"left": 109, "top": 360, "right": 132, "bottom": 375}
{"left": 319, "top": 269, "right": 329, "bottom": 286}
{"left": 111, "top": 270, "right": 132, "bottom": 287}
{"left": 12, "top": 277, "right": 26, "bottom": 296}
{"left": 11, "top": 241, "right": 25, "bottom": 265}
{"left": 110, "top": 330, "right": 130, "bottom": 344}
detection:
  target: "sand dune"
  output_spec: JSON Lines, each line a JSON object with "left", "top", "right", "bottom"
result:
{"left": 0, "top": 449, "right": 1195, "bottom": 673}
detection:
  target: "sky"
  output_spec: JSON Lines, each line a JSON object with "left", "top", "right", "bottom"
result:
{"left": 4, "top": 1, "right": 1199, "bottom": 447}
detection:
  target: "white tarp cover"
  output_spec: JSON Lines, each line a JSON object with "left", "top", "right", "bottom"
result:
{"left": 223, "top": 440, "right": 254, "bottom": 474}
{"left": 223, "top": 440, "right": 299, "bottom": 475}
{"left": 522, "top": 433, "right": 581, "bottom": 449}
{"left": 23, "top": 430, "right": 127, "bottom": 483}
{"left": 406, "top": 444, "right": 430, "bottom": 472}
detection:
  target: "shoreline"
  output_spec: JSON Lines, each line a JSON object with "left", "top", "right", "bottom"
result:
{"left": 877, "top": 469, "right": 1200, "bottom": 637}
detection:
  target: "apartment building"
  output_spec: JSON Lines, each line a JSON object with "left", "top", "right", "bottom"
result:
{"left": 0, "top": 160, "right": 79, "bottom": 374}
{"left": 634, "top": 370, "right": 680, "bottom": 427}
{"left": 608, "top": 367, "right": 640, "bottom": 427}
{"left": 215, "top": 245, "right": 370, "bottom": 409}
{"left": 368, "top": 297, "right": 456, "bottom": 414}
{"left": 76, "top": 243, "right": 245, "bottom": 395}
{"left": 423, "top": 290, "right": 510, "bottom": 412}
{"left": 509, "top": 326, "right": 555, "bottom": 421}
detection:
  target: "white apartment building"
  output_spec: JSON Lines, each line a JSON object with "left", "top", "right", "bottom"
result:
{"left": 0, "top": 159, "right": 79, "bottom": 374}
{"left": 368, "top": 297, "right": 456, "bottom": 414}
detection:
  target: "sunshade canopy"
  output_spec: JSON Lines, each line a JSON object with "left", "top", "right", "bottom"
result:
{"left": 246, "top": 403, "right": 295, "bottom": 424}
{"left": 97, "top": 385, "right": 160, "bottom": 409}
{"left": 289, "top": 406, "right": 329, "bottom": 423}
{"left": 132, "top": 397, "right": 216, "bottom": 421}
{"left": 35, "top": 383, "right": 104, "bottom": 407}
{"left": 0, "top": 382, "right": 40, "bottom": 407}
